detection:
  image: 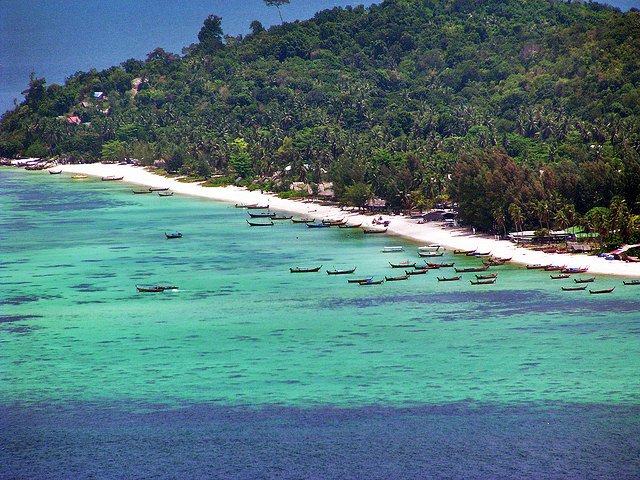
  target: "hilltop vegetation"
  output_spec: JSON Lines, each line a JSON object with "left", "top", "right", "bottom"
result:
{"left": 1, "top": 0, "right": 640, "bottom": 240}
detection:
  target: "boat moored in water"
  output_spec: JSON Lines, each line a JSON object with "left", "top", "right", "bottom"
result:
{"left": 165, "top": 232, "right": 183, "bottom": 239}
{"left": 476, "top": 273, "right": 498, "bottom": 279}
{"left": 589, "top": 287, "right": 615, "bottom": 294}
{"left": 418, "top": 251, "right": 444, "bottom": 257}
{"left": 550, "top": 274, "right": 571, "bottom": 279}
{"left": 290, "top": 265, "right": 322, "bottom": 273}
{"left": 48, "top": 169, "right": 62, "bottom": 174}
{"left": 455, "top": 266, "right": 489, "bottom": 273}
{"left": 327, "top": 267, "right": 357, "bottom": 275}
{"left": 291, "top": 217, "right": 315, "bottom": 223}
{"left": 101, "top": 175, "right": 124, "bottom": 181}
{"left": 158, "top": 191, "right": 174, "bottom": 196}
{"left": 248, "top": 211, "right": 276, "bottom": 218}
{"left": 359, "top": 279, "right": 384, "bottom": 285}
{"left": 438, "top": 275, "right": 462, "bottom": 281}
{"left": 149, "top": 187, "right": 169, "bottom": 191}
{"left": 348, "top": 277, "right": 373, "bottom": 283}
{"left": 306, "top": 222, "right": 331, "bottom": 228}
{"left": 382, "top": 246, "right": 404, "bottom": 253}
{"left": 247, "top": 220, "right": 274, "bottom": 226}
{"left": 623, "top": 279, "right": 640, "bottom": 285}
{"left": 133, "top": 189, "right": 152, "bottom": 194}
{"left": 562, "top": 285, "right": 587, "bottom": 291}
{"left": 470, "top": 278, "right": 496, "bottom": 285}
{"left": 385, "top": 274, "right": 410, "bottom": 281}
{"left": 574, "top": 277, "right": 595, "bottom": 283}
{"left": 389, "top": 261, "right": 416, "bottom": 268}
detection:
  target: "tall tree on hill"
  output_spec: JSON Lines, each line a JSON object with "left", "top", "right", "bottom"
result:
{"left": 264, "top": 0, "right": 290, "bottom": 23}
{"left": 198, "top": 15, "right": 224, "bottom": 53}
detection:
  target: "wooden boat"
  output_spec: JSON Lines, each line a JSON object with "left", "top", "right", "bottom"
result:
{"left": 71, "top": 174, "right": 88, "bottom": 179}
{"left": 359, "top": 279, "right": 384, "bottom": 285}
{"left": 589, "top": 287, "right": 615, "bottom": 294}
{"left": 385, "top": 274, "right": 410, "bottom": 281}
{"left": 136, "top": 285, "right": 165, "bottom": 293}
{"left": 306, "top": 222, "right": 331, "bottom": 228}
{"left": 406, "top": 269, "right": 427, "bottom": 275}
{"left": 149, "top": 187, "right": 169, "bottom": 191}
{"left": 362, "top": 227, "right": 387, "bottom": 234}
{"left": 550, "top": 274, "right": 570, "bottom": 279}
{"left": 455, "top": 266, "right": 489, "bottom": 273}
{"left": 247, "top": 220, "right": 274, "bottom": 226}
{"left": 562, "top": 267, "right": 589, "bottom": 274}
{"left": 418, "top": 245, "right": 441, "bottom": 251}
{"left": 348, "top": 277, "right": 373, "bottom": 283}
{"left": 165, "top": 232, "right": 182, "bottom": 239}
{"left": 496, "top": 257, "right": 512, "bottom": 262}
{"left": 454, "top": 249, "right": 475, "bottom": 255}
{"left": 623, "top": 279, "right": 640, "bottom": 286}
{"left": 291, "top": 217, "right": 314, "bottom": 223}
{"left": 562, "top": 285, "right": 587, "bottom": 291}
{"left": 327, "top": 267, "right": 357, "bottom": 275}
{"left": 483, "top": 259, "right": 506, "bottom": 266}
{"left": 158, "top": 191, "right": 174, "bottom": 197}
{"left": 476, "top": 273, "right": 498, "bottom": 279}
{"left": 101, "top": 175, "right": 124, "bottom": 181}
{"left": 426, "top": 262, "right": 454, "bottom": 268}
{"left": 48, "top": 169, "right": 62, "bottom": 174}
{"left": 470, "top": 278, "right": 496, "bottom": 285}
{"left": 338, "top": 222, "right": 362, "bottom": 229}
{"left": 247, "top": 204, "right": 269, "bottom": 209}
{"left": 526, "top": 264, "right": 549, "bottom": 270}
{"left": 290, "top": 265, "right": 322, "bottom": 273}
{"left": 544, "top": 265, "right": 565, "bottom": 271}
{"left": 272, "top": 215, "right": 293, "bottom": 221}
{"left": 235, "top": 203, "right": 257, "bottom": 208}
{"left": 382, "top": 246, "right": 404, "bottom": 253}
{"left": 133, "top": 189, "right": 152, "bottom": 194}
{"left": 389, "top": 261, "right": 416, "bottom": 268}
{"left": 323, "top": 218, "right": 347, "bottom": 226}
{"left": 469, "top": 251, "right": 491, "bottom": 257}
{"left": 248, "top": 211, "right": 276, "bottom": 218}
{"left": 418, "top": 251, "right": 444, "bottom": 257}
{"left": 574, "top": 277, "right": 595, "bottom": 283}
{"left": 438, "top": 276, "right": 462, "bottom": 281}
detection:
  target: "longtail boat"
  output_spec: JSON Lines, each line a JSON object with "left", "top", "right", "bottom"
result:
{"left": 562, "top": 267, "right": 589, "bottom": 274}
{"left": 248, "top": 211, "right": 276, "bottom": 218}
{"left": 71, "top": 174, "right": 88, "bottom": 179}
{"left": 101, "top": 175, "right": 123, "bottom": 181}
{"left": 389, "top": 261, "right": 416, "bottom": 268}
{"left": 327, "top": 267, "right": 357, "bottom": 275}
{"left": 426, "top": 262, "right": 454, "bottom": 268}
{"left": 418, "top": 251, "right": 444, "bottom": 257}
{"left": 550, "top": 274, "right": 570, "bottom": 279}
{"left": 455, "top": 266, "right": 489, "bottom": 273}
{"left": 470, "top": 278, "right": 496, "bottom": 285}
{"left": 574, "top": 277, "right": 595, "bottom": 283}
{"left": 338, "top": 222, "right": 362, "bottom": 229}
{"left": 469, "top": 251, "right": 491, "bottom": 257}
{"left": 562, "top": 285, "right": 587, "bottom": 291}
{"left": 136, "top": 285, "right": 173, "bottom": 293}
{"left": 323, "top": 218, "right": 347, "bottom": 226}
{"left": 158, "top": 191, "right": 174, "bottom": 197}
{"left": 49, "top": 169, "right": 62, "bottom": 174}
{"left": 165, "top": 232, "right": 182, "bottom": 239}
{"left": 306, "top": 222, "right": 331, "bottom": 228}
{"left": 290, "top": 265, "right": 322, "bottom": 273}
{"left": 272, "top": 215, "right": 293, "bottom": 221}
{"left": 385, "top": 274, "right": 410, "bottom": 281}
{"left": 247, "top": 204, "right": 269, "bottom": 209}
{"left": 133, "top": 189, "right": 152, "bottom": 194}
{"left": 589, "top": 287, "right": 615, "bottom": 294}
{"left": 359, "top": 279, "right": 384, "bottom": 285}
{"left": 149, "top": 187, "right": 170, "bottom": 191}
{"left": 247, "top": 220, "right": 274, "bottom": 226}
{"left": 291, "top": 217, "right": 314, "bottom": 223}
{"left": 438, "top": 276, "right": 462, "bottom": 281}
{"left": 406, "top": 269, "right": 427, "bottom": 275}
{"left": 476, "top": 273, "right": 498, "bottom": 279}
{"left": 362, "top": 227, "right": 387, "bottom": 234}
{"left": 235, "top": 203, "right": 257, "bottom": 208}
{"left": 454, "top": 249, "right": 475, "bottom": 255}
{"left": 526, "top": 264, "right": 549, "bottom": 270}
{"left": 348, "top": 277, "right": 373, "bottom": 283}
{"left": 382, "top": 246, "right": 404, "bottom": 253}
{"left": 544, "top": 265, "right": 565, "bottom": 271}
{"left": 623, "top": 279, "right": 640, "bottom": 285}
{"left": 418, "top": 245, "right": 442, "bottom": 251}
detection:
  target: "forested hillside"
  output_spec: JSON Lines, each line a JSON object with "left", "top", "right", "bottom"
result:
{"left": 2, "top": 0, "right": 639, "bottom": 238}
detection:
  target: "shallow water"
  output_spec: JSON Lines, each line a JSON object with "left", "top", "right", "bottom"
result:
{"left": 2, "top": 169, "right": 639, "bottom": 478}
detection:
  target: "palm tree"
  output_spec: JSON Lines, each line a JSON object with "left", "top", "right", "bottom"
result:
{"left": 264, "top": 0, "right": 289, "bottom": 23}
{"left": 508, "top": 203, "right": 525, "bottom": 235}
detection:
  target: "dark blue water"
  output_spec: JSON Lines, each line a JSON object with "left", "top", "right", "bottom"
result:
{"left": 3, "top": 403, "right": 639, "bottom": 479}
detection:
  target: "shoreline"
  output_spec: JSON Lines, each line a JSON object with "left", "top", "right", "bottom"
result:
{"left": 29, "top": 163, "right": 640, "bottom": 277}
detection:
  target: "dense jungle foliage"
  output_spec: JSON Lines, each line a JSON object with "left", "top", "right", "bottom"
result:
{"left": 2, "top": 0, "right": 640, "bottom": 239}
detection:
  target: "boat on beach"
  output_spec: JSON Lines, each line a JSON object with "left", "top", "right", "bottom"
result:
{"left": 338, "top": 222, "right": 362, "bottom": 229}
{"left": 71, "top": 174, "right": 88, "bottom": 179}
{"left": 327, "top": 267, "right": 357, "bottom": 275}
{"left": 454, "top": 249, "right": 475, "bottom": 255}
{"left": 165, "top": 232, "right": 183, "bottom": 239}
{"left": 526, "top": 264, "right": 549, "bottom": 269}
{"left": 247, "top": 204, "right": 269, "bottom": 209}
{"left": 247, "top": 220, "right": 274, "bottom": 226}
{"left": 290, "top": 265, "right": 322, "bottom": 273}
{"left": 589, "top": 287, "right": 615, "bottom": 294}
{"left": 149, "top": 187, "right": 169, "bottom": 191}
{"left": 362, "top": 226, "right": 387, "bottom": 234}
{"left": 562, "top": 285, "right": 587, "bottom": 291}
{"left": 544, "top": 265, "right": 565, "bottom": 271}
{"left": 101, "top": 175, "right": 124, "bottom": 181}
{"left": 235, "top": 203, "right": 257, "bottom": 208}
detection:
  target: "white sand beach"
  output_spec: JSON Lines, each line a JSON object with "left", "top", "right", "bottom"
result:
{"left": 52, "top": 163, "right": 640, "bottom": 277}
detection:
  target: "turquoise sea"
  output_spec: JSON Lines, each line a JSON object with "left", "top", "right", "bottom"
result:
{"left": 1, "top": 168, "right": 639, "bottom": 479}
